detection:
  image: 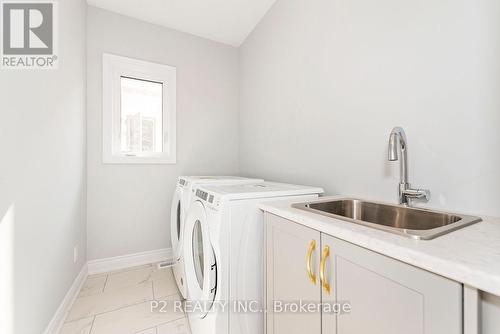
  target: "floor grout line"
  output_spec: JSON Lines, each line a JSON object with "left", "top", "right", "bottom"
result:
{"left": 153, "top": 317, "right": 189, "bottom": 333}
{"left": 102, "top": 274, "right": 109, "bottom": 293}
{"left": 88, "top": 316, "right": 96, "bottom": 334}
{"left": 71, "top": 299, "right": 151, "bottom": 322}
{"left": 131, "top": 325, "right": 157, "bottom": 334}
{"left": 89, "top": 308, "right": 185, "bottom": 334}
{"left": 71, "top": 290, "right": 182, "bottom": 323}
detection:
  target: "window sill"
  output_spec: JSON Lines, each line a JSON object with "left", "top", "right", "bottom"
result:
{"left": 102, "top": 154, "right": 176, "bottom": 165}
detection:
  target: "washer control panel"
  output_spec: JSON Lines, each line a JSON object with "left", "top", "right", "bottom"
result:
{"left": 195, "top": 189, "right": 209, "bottom": 201}
{"left": 195, "top": 189, "right": 220, "bottom": 209}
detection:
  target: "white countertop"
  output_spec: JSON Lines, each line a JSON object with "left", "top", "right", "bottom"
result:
{"left": 260, "top": 196, "right": 500, "bottom": 297}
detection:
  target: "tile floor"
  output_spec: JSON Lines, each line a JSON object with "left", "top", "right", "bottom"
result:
{"left": 60, "top": 264, "right": 190, "bottom": 334}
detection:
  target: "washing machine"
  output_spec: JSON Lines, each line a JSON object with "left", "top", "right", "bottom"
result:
{"left": 170, "top": 176, "right": 263, "bottom": 298}
{"left": 182, "top": 182, "right": 323, "bottom": 334}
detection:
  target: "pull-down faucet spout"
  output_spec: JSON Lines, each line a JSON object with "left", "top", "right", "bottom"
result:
{"left": 388, "top": 127, "right": 430, "bottom": 206}
{"left": 388, "top": 127, "right": 408, "bottom": 184}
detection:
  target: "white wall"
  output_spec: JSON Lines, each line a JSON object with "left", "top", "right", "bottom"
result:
{"left": 239, "top": 0, "right": 500, "bottom": 216}
{"left": 0, "top": 0, "right": 87, "bottom": 333}
{"left": 86, "top": 7, "right": 240, "bottom": 260}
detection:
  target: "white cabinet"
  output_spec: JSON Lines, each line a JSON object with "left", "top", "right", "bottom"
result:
{"left": 321, "top": 234, "right": 462, "bottom": 334}
{"left": 265, "top": 213, "right": 463, "bottom": 334}
{"left": 481, "top": 292, "right": 500, "bottom": 334}
{"left": 265, "top": 214, "right": 321, "bottom": 334}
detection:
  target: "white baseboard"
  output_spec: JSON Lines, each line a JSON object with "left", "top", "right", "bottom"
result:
{"left": 87, "top": 248, "right": 173, "bottom": 275}
{"left": 44, "top": 263, "right": 88, "bottom": 334}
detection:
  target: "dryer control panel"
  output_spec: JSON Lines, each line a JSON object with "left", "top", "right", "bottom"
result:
{"left": 178, "top": 177, "right": 189, "bottom": 189}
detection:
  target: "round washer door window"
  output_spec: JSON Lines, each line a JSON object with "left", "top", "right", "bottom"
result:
{"left": 192, "top": 220, "right": 205, "bottom": 289}
{"left": 183, "top": 200, "right": 217, "bottom": 318}
{"left": 176, "top": 202, "right": 182, "bottom": 240}
{"left": 170, "top": 187, "right": 184, "bottom": 259}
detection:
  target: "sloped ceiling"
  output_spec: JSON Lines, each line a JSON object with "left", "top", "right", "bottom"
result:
{"left": 87, "top": 0, "right": 277, "bottom": 46}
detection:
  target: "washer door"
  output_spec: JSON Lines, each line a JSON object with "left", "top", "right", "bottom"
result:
{"left": 184, "top": 200, "right": 217, "bottom": 318}
{"left": 170, "top": 187, "right": 184, "bottom": 260}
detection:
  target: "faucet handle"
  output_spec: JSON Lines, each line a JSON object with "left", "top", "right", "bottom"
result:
{"left": 403, "top": 188, "right": 431, "bottom": 202}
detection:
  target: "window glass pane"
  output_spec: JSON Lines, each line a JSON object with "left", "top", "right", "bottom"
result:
{"left": 120, "top": 77, "right": 163, "bottom": 154}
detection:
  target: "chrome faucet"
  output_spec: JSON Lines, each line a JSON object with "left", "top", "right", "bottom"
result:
{"left": 388, "top": 127, "right": 430, "bottom": 206}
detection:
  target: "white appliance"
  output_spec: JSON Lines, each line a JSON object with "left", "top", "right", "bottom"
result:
{"left": 182, "top": 182, "right": 323, "bottom": 334}
{"left": 170, "top": 176, "right": 263, "bottom": 298}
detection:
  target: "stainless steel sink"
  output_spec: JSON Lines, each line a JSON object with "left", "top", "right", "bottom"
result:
{"left": 292, "top": 198, "right": 482, "bottom": 240}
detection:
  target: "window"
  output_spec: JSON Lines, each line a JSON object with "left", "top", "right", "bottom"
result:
{"left": 120, "top": 77, "right": 162, "bottom": 154}
{"left": 103, "top": 54, "right": 176, "bottom": 164}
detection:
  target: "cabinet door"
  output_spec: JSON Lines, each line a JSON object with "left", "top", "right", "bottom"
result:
{"left": 321, "top": 234, "right": 463, "bottom": 334}
{"left": 265, "top": 213, "right": 321, "bottom": 334}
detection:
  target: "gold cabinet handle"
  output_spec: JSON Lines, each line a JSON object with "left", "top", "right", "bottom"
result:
{"left": 306, "top": 240, "right": 317, "bottom": 285}
{"left": 320, "top": 245, "right": 331, "bottom": 294}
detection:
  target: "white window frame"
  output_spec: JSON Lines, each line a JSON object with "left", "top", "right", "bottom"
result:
{"left": 102, "top": 53, "right": 176, "bottom": 164}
